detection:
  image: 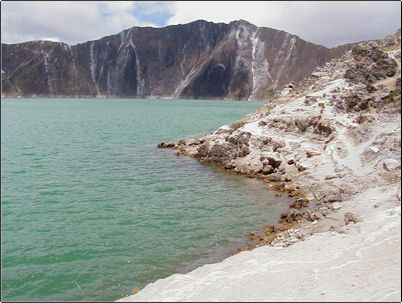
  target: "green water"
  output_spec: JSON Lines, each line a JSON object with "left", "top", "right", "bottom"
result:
{"left": 1, "top": 98, "right": 290, "bottom": 301}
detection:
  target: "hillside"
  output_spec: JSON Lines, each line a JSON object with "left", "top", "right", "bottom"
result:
{"left": 2, "top": 20, "right": 349, "bottom": 99}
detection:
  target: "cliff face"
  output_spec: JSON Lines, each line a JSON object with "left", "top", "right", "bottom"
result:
{"left": 1, "top": 20, "right": 349, "bottom": 100}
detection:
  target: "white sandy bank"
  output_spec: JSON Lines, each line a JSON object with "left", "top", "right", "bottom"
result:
{"left": 118, "top": 185, "right": 401, "bottom": 302}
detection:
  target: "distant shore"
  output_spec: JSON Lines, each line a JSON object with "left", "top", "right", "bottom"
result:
{"left": 1, "top": 95, "right": 266, "bottom": 102}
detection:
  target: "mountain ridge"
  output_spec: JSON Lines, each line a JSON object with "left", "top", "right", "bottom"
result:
{"left": 2, "top": 19, "right": 355, "bottom": 99}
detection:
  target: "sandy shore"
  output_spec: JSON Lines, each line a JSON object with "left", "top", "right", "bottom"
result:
{"left": 118, "top": 185, "right": 400, "bottom": 302}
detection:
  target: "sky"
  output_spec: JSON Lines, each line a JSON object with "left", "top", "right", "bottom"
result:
{"left": 1, "top": 1, "right": 401, "bottom": 47}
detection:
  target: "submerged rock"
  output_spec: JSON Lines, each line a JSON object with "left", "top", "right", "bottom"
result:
{"left": 157, "top": 142, "right": 175, "bottom": 148}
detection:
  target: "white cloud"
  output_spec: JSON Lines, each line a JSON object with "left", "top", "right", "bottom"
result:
{"left": 167, "top": 1, "right": 401, "bottom": 47}
{"left": 1, "top": 1, "right": 152, "bottom": 44}
{"left": 133, "top": 1, "right": 176, "bottom": 15}
{"left": 1, "top": 1, "right": 400, "bottom": 47}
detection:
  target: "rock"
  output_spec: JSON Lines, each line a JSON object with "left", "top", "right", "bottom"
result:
{"left": 341, "top": 93, "right": 370, "bottom": 112}
{"left": 325, "top": 175, "right": 337, "bottom": 180}
{"left": 307, "top": 212, "right": 320, "bottom": 222}
{"left": 228, "top": 131, "right": 251, "bottom": 146}
{"left": 345, "top": 45, "right": 398, "bottom": 85}
{"left": 313, "top": 121, "right": 333, "bottom": 137}
{"left": 304, "top": 96, "right": 318, "bottom": 105}
{"left": 383, "top": 159, "right": 401, "bottom": 171}
{"left": 280, "top": 174, "right": 292, "bottom": 182}
{"left": 157, "top": 142, "right": 175, "bottom": 148}
{"left": 271, "top": 139, "right": 286, "bottom": 152}
{"left": 306, "top": 150, "right": 321, "bottom": 158}
{"left": 224, "top": 162, "right": 235, "bottom": 169}
{"left": 261, "top": 164, "right": 275, "bottom": 175}
{"left": 247, "top": 232, "right": 257, "bottom": 240}
{"left": 266, "top": 173, "right": 282, "bottom": 182}
{"left": 324, "top": 134, "right": 335, "bottom": 144}
{"left": 296, "top": 163, "right": 307, "bottom": 172}
{"left": 186, "top": 139, "right": 200, "bottom": 146}
{"left": 332, "top": 202, "right": 343, "bottom": 210}
{"left": 324, "top": 191, "right": 343, "bottom": 203}
{"left": 289, "top": 198, "right": 309, "bottom": 209}
{"left": 344, "top": 212, "right": 360, "bottom": 224}
{"left": 236, "top": 146, "right": 250, "bottom": 157}
{"left": 214, "top": 125, "right": 232, "bottom": 134}
{"left": 258, "top": 120, "right": 267, "bottom": 126}
{"left": 261, "top": 154, "right": 282, "bottom": 169}
{"left": 312, "top": 71, "right": 326, "bottom": 78}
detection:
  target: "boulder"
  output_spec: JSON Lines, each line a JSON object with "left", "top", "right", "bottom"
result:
{"left": 345, "top": 45, "right": 398, "bottom": 85}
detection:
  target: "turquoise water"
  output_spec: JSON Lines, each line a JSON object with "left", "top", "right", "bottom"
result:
{"left": 1, "top": 98, "right": 290, "bottom": 301}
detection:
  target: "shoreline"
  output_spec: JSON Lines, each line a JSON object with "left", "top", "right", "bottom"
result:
{"left": 165, "top": 145, "right": 345, "bottom": 253}
{"left": 118, "top": 184, "right": 401, "bottom": 302}
{"left": 118, "top": 34, "right": 401, "bottom": 301}
{"left": 0, "top": 96, "right": 267, "bottom": 103}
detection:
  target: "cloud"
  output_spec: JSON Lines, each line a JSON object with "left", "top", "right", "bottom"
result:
{"left": 1, "top": 1, "right": 401, "bottom": 47}
{"left": 1, "top": 1, "right": 153, "bottom": 44}
{"left": 167, "top": 1, "right": 401, "bottom": 47}
{"left": 132, "top": 2, "right": 175, "bottom": 26}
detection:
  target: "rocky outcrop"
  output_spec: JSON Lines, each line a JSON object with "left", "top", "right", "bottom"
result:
{"left": 161, "top": 29, "right": 401, "bottom": 250}
{"left": 2, "top": 20, "right": 350, "bottom": 99}
{"left": 120, "top": 30, "right": 401, "bottom": 303}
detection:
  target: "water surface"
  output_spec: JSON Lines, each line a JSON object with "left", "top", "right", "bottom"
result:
{"left": 1, "top": 98, "right": 290, "bottom": 301}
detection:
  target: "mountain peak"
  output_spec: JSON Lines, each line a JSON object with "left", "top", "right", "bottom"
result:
{"left": 230, "top": 19, "right": 254, "bottom": 26}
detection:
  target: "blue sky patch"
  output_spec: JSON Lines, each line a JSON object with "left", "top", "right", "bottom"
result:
{"left": 132, "top": 2, "right": 173, "bottom": 27}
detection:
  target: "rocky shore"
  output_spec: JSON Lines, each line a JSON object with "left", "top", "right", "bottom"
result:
{"left": 119, "top": 30, "right": 401, "bottom": 302}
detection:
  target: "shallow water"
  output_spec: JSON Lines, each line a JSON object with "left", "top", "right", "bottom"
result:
{"left": 1, "top": 98, "right": 290, "bottom": 301}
